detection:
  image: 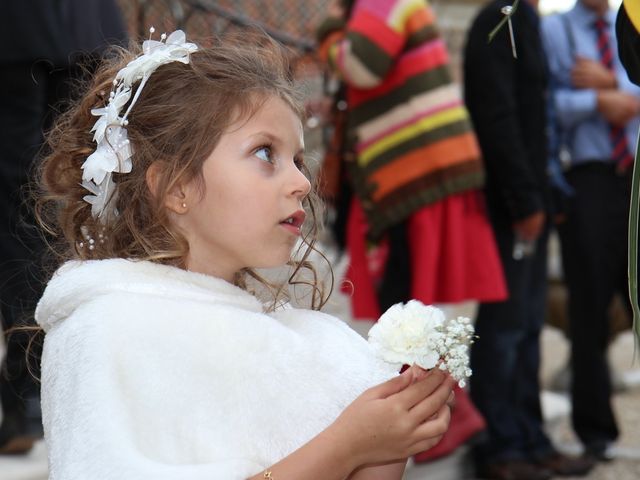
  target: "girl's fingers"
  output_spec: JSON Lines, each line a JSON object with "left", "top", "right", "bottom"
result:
{"left": 410, "top": 365, "right": 431, "bottom": 382}
{"left": 393, "top": 369, "right": 446, "bottom": 409}
{"left": 404, "top": 404, "right": 452, "bottom": 457}
{"left": 408, "top": 434, "right": 446, "bottom": 458}
{"left": 408, "top": 377, "right": 454, "bottom": 423}
{"left": 412, "top": 403, "right": 451, "bottom": 442}
{"left": 368, "top": 368, "right": 413, "bottom": 399}
{"left": 447, "top": 389, "right": 456, "bottom": 408}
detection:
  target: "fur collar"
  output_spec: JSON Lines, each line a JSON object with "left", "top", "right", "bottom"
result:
{"left": 36, "top": 259, "right": 263, "bottom": 331}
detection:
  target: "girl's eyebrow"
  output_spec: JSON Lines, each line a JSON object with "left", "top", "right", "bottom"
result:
{"left": 249, "top": 131, "right": 305, "bottom": 154}
{"left": 249, "top": 131, "right": 279, "bottom": 142}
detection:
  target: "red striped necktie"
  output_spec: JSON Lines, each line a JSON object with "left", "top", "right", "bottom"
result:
{"left": 594, "top": 17, "right": 634, "bottom": 171}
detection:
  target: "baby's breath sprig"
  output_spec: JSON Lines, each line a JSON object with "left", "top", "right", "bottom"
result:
{"left": 434, "top": 316, "right": 475, "bottom": 388}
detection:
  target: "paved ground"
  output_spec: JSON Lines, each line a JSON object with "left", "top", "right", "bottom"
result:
{"left": 3, "top": 261, "right": 640, "bottom": 479}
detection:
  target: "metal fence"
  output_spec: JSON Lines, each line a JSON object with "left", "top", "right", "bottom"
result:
{"left": 117, "top": 0, "right": 329, "bottom": 70}
{"left": 116, "top": 0, "right": 335, "bottom": 153}
{"left": 116, "top": 0, "right": 481, "bottom": 81}
{"left": 114, "top": 0, "right": 478, "bottom": 149}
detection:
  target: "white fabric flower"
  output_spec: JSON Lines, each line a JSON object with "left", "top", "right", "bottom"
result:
{"left": 368, "top": 301, "right": 474, "bottom": 387}
{"left": 116, "top": 30, "right": 198, "bottom": 87}
{"left": 90, "top": 86, "right": 131, "bottom": 144}
{"left": 81, "top": 126, "right": 132, "bottom": 185}
{"left": 82, "top": 175, "right": 117, "bottom": 221}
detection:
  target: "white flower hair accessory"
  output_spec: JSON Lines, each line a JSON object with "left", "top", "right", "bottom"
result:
{"left": 81, "top": 28, "right": 198, "bottom": 222}
{"left": 368, "top": 300, "right": 475, "bottom": 387}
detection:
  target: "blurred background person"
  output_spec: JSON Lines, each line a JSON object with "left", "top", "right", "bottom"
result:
{"left": 316, "top": 0, "right": 507, "bottom": 464}
{"left": 464, "top": 1, "right": 596, "bottom": 479}
{"left": 542, "top": 0, "right": 640, "bottom": 462}
{"left": 617, "top": 0, "right": 640, "bottom": 85}
{"left": 0, "top": 0, "right": 127, "bottom": 454}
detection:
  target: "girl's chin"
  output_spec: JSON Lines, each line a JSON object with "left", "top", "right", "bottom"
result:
{"left": 249, "top": 255, "right": 295, "bottom": 271}
{"left": 246, "top": 242, "right": 302, "bottom": 270}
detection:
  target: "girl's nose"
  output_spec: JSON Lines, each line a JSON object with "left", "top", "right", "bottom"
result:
{"left": 289, "top": 163, "right": 312, "bottom": 198}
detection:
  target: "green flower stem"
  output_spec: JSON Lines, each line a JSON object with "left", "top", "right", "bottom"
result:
{"left": 487, "top": 0, "right": 521, "bottom": 43}
{"left": 630, "top": 132, "right": 640, "bottom": 356}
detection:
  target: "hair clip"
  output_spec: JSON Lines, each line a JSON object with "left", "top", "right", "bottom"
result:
{"left": 80, "top": 29, "right": 198, "bottom": 223}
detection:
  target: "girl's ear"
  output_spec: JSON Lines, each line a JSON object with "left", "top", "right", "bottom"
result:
{"left": 145, "top": 161, "right": 163, "bottom": 200}
{"left": 146, "top": 162, "right": 189, "bottom": 214}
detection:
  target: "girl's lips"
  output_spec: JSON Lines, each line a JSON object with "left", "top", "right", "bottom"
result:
{"left": 280, "top": 222, "right": 302, "bottom": 235}
{"left": 280, "top": 210, "right": 306, "bottom": 235}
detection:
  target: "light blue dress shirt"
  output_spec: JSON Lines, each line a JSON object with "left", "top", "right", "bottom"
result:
{"left": 541, "top": 2, "right": 640, "bottom": 166}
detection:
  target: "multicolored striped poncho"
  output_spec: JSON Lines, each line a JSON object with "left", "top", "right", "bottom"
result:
{"left": 318, "top": 0, "right": 485, "bottom": 238}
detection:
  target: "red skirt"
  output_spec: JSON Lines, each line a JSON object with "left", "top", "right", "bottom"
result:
{"left": 343, "top": 190, "right": 508, "bottom": 319}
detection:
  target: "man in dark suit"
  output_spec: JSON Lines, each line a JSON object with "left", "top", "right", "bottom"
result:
{"left": 0, "top": 0, "right": 127, "bottom": 453}
{"left": 464, "top": 1, "right": 594, "bottom": 479}
{"left": 542, "top": 0, "right": 640, "bottom": 463}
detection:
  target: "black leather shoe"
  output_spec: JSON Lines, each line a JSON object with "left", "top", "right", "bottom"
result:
{"left": 477, "top": 460, "right": 553, "bottom": 480}
{"left": 584, "top": 445, "right": 615, "bottom": 463}
{"left": 535, "top": 451, "right": 596, "bottom": 476}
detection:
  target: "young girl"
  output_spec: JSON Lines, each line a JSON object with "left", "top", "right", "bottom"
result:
{"left": 34, "top": 30, "right": 454, "bottom": 479}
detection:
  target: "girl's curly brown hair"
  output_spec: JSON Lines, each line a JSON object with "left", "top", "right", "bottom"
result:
{"left": 36, "top": 30, "right": 332, "bottom": 310}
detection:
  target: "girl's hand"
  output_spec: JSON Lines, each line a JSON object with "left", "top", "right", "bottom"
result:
{"left": 330, "top": 366, "right": 454, "bottom": 468}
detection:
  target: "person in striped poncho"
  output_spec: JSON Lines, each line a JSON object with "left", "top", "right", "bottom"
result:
{"left": 317, "top": 0, "right": 507, "bottom": 464}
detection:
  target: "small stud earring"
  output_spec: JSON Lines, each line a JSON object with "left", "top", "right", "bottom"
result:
{"left": 181, "top": 202, "right": 187, "bottom": 209}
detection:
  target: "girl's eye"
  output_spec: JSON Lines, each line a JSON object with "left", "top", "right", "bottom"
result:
{"left": 294, "top": 156, "right": 305, "bottom": 171}
{"left": 255, "top": 145, "right": 273, "bottom": 164}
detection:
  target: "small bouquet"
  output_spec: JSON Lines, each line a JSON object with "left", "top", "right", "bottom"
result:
{"left": 368, "top": 300, "right": 474, "bottom": 387}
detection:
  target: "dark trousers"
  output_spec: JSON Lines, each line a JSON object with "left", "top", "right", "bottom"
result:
{"left": 471, "top": 220, "right": 553, "bottom": 464}
{"left": 0, "top": 62, "right": 74, "bottom": 424}
{"left": 558, "top": 162, "right": 628, "bottom": 450}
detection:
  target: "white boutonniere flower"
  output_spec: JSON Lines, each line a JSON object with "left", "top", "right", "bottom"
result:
{"left": 368, "top": 300, "right": 474, "bottom": 387}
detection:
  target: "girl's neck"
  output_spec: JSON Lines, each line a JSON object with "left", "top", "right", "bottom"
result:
{"left": 185, "top": 255, "right": 237, "bottom": 283}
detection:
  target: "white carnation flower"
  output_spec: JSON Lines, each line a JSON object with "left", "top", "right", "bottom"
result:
{"left": 368, "top": 301, "right": 475, "bottom": 387}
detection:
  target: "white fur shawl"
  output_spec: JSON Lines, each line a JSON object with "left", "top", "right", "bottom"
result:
{"left": 35, "top": 259, "right": 397, "bottom": 479}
